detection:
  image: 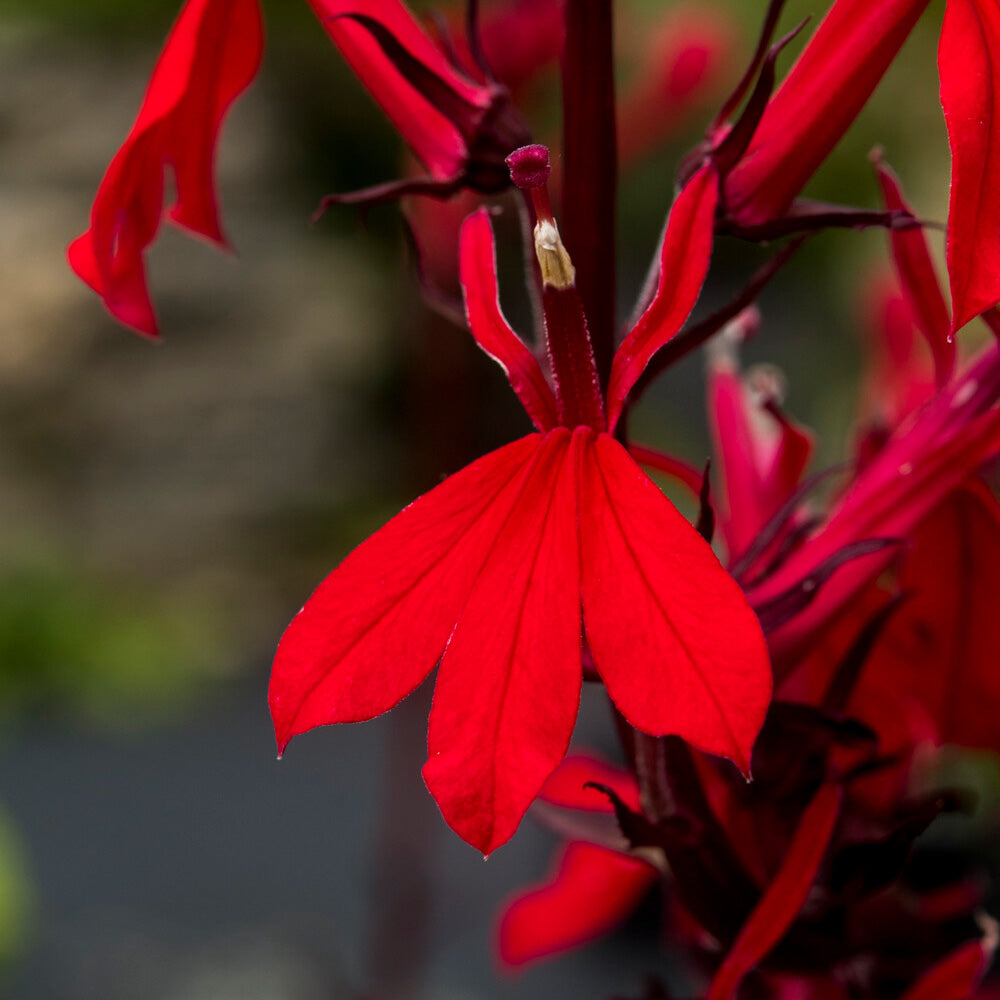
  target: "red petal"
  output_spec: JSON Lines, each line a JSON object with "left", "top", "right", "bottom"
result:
{"left": 753, "top": 344, "right": 1000, "bottom": 663}
{"left": 269, "top": 434, "right": 542, "bottom": 752}
{"left": 459, "top": 209, "right": 559, "bottom": 431}
{"left": 579, "top": 433, "right": 771, "bottom": 774}
{"left": 423, "top": 429, "right": 583, "bottom": 854}
{"left": 873, "top": 156, "right": 954, "bottom": 384}
{"left": 707, "top": 783, "right": 842, "bottom": 1000}
{"left": 856, "top": 269, "right": 935, "bottom": 427}
{"left": 874, "top": 481, "right": 1000, "bottom": 754}
{"left": 309, "top": 0, "right": 488, "bottom": 180}
{"left": 940, "top": 0, "right": 1000, "bottom": 333}
{"left": 725, "top": 0, "right": 931, "bottom": 227}
{"left": 606, "top": 165, "right": 718, "bottom": 431}
{"left": 68, "top": 0, "right": 262, "bottom": 336}
{"left": 900, "top": 935, "right": 996, "bottom": 1000}
{"left": 497, "top": 841, "right": 655, "bottom": 967}
{"left": 539, "top": 754, "right": 641, "bottom": 813}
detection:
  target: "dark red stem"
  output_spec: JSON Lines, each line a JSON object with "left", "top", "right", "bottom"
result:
{"left": 561, "top": 0, "right": 617, "bottom": 390}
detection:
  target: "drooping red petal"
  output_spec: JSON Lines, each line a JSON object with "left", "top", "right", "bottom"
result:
{"left": 900, "top": 934, "right": 996, "bottom": 1000}
{"left": 497, "top": 841, "right": 655, "bottom": 967}
{"left": 269, "top": 433, "right": 542, "bottom": 752}
{"left": 707, "top": 783, "right": 842, "bottom": 1000}
{"left": 940, "top": 0, "right": 1000, "bottom": 333}
{"left": 423, "top": 429, "right": 583, "bottom": 854}
{"left": 579, "top": 432, "right": 772, "bottom": 775}
{"left": 606, "top": 165, "right": 719, "bottom": 431}
{"left": 724, "top": 0, "right": 931, "bottom": 228}
{"left": 309, "top": 0, "right": 489, "bottom": 180}
{"left": 459, "top": 209, "right": 558, "bottom": 431}
{"left": 68, "top": 0, "right": 263, "bottom": 336}
{"left": 872, "top": 156, "right": 954, "bottom": 385}
{"left": 539, "top": 754, "right": 641, "bottom": 813}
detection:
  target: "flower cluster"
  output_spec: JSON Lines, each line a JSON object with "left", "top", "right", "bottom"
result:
{"left": 71, "top": 0, "right": 1000, "bottom": 995}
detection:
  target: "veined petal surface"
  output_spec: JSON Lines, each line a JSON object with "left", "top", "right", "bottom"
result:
{"left": 269, "top": 434, "right": 542, "bottom": 753}
{"left": 423, "top": 429, "right": 582, "bottom": 855}
{"left": 579, "top": 433, "right": 771, "bottom": 774}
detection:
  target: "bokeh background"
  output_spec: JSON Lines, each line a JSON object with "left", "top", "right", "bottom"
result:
{"left": 0, "top": 0, "right": 965, "bottom": 997}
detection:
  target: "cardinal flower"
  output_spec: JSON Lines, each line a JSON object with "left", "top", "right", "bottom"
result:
{"left": 68, "top": 0, "right": 264, "bottom": 337}
{"left": 697, "top": 0, "right": 1000, "bottom": 329}
{"left": 497, "top": 755, "right": 656, "bottom": 967}
{"left": 269, "top": 145, "right": 771, "bottom": 854}
{"left": 309, "top": 0, "right": 530, "bottom": 209}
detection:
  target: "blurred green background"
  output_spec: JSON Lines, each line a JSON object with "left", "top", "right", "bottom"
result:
{"left": 0, "top": 0, "right": 964, "bottom": 997}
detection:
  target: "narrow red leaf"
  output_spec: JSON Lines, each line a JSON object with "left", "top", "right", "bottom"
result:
{"left": 606, "top": 165, "right": 718, "bottom": 431}
{"left": 269, "top": 433, "right": 542, "bottom": 752}
{"left": 579, "top": 433, "right": 771, "bottom": 775}
{"left": 707, "top": 783, "right": 842, "bottom": 1000}
{"left": 68, "top": 0, "right": 263, "bottom": 336}
{"left": 459, "top": 209, "right": 559, "bottom": 431}
{"left": 940, "top": 0, "right": 1000, "bottom": 333}
{"left": 873, "top": 155, "right": 954, "bottom": 384}
{"left": 422, "top": 429, "right": 583, "bottom": 855}
{"left": 900, "top": 934, "right": 996, "bottom": 1000}
{"left": 309, "top": 0, "right": 489, "bottom": 180}
{"left": 497, "top": 841, "right": 655, "bottom": 967}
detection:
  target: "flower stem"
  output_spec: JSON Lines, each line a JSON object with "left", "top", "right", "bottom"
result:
{"left": 561, "top": 0, "right": 617, "bottom": 390}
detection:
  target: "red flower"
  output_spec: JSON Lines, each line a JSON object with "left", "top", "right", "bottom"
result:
{"left": 721, "top": 0, "right": 931, "bottom": 230}
{"left": 268, "top": 147, "right": 771, "bottom": 854}
{"left": 309, "top": 0, "right": 529, "bottom": 206}
{"left": 710, "top": 0, "right": 1000, "bottom": 327}
{"left": 496, "top": 756, "right": 655, "bottom": 967}
{"left": 706, "top": 314, "right": 813, "bottom": 564}
{"left": 746, "top": 338, "right": 1000, "bottom": 666}
{"left": 68, "top": 0, "right": 263, "bottom": 337}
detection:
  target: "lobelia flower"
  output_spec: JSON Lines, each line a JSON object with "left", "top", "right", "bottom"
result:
{"left": 69, "top": 0, "right": 529, "bottom": 336}
{"left": 268, "top": 145, "right": 771, "bottom": 855}
{"left": 68, "top": 0, "right": 264, "bottom": 337}
{"left": 309, "top": 0, "right": 530, "bottom": 211}
{"left": 697, "top": 0, "right": 1000, "bottom": 330}
{"left": 496, "top": 755, "right": 656, "bottom": 967}
{"left": 742, "top": 156, "right": 1000, "bottom": 675}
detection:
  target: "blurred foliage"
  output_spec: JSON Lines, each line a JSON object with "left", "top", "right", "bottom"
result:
{"left": 0, "top": 808, "right": 32, "bottom": 970}
{"left": 0, "top": 554, "right": 221, "bottom": 728}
